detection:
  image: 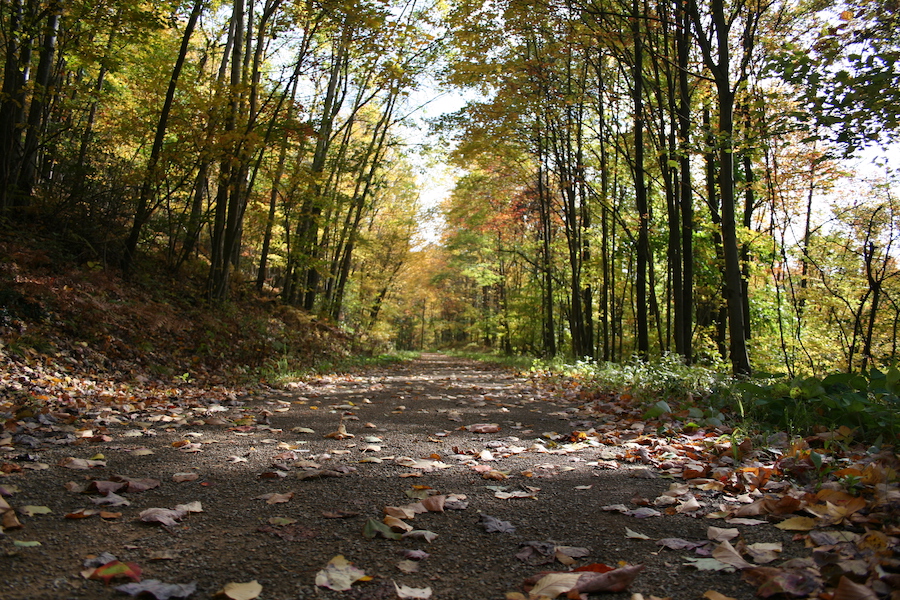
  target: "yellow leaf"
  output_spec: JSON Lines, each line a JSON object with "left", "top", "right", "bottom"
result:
{"left": 774, "top": 516, "right": 817, "bottom": 531}
{"left": 214, "top": 580, "right": 263, "bottom": 600}
{"left": 704, "top": 592, "right": 738, "bottom": 600}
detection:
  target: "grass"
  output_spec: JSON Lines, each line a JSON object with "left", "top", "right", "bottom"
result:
{"left": 262, "top": 350, "right": 421, "bottom": 384}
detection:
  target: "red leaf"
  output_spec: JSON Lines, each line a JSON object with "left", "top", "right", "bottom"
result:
{"left": 573, "top": 563, "right": 614, "bottom": 573}
{"left": 89, "top": 561, "right": 142, "bottom": 585}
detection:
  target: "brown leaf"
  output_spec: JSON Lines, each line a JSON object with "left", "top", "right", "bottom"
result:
{"left": 420, "top": 495, "right": 446, "bottom": 512}
{"left": 831, "top": 577, "right": 878, "bottom": 600}
{"left": 65, "top": 508, "right": 99, "bottom": 519}
{"left": 259, "top": 492, "right": 293, "bottom": 505}
{"left": 743, "top": 566, "right": 823, "bottom": 598}
{"left": 384, "top": 516, "right": 413, "bottom": 532}
{"left": 575, "top": 564, "right": 645, "bottom": 594}
{"left": 2, "top": 509, "right": 23, "bottom": 529}
{"left": 468, "top": 423, "right": 501, "bottom": 433}
{"left": 139, "top": 507, "right": 188, "bottom": 526}
{"left": 711, "top": 541, "right": 755, "bottom": 570}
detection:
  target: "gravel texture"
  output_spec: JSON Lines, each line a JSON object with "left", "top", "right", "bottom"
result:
{"left": 0, "top": 354, "right": 808, "bottom": 600}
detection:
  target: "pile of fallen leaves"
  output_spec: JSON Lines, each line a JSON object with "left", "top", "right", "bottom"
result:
{"left": 0, "top": 233, "right": 362, "bottom": 433}
{"left": 516, "top": 373, "right": 900, "bottom": 600}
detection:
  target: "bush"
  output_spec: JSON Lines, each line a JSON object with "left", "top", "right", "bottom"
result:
{"left": 737, "top": 367, "right": 900, "bottom": 441}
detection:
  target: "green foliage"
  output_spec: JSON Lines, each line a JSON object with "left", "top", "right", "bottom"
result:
{"left": 737, "top": 366, "right": 900, "bottom": 441}
{"left": 538, "top": 353, "right": 733, "bottom": 403}
{"left": 262, "top": 350, "right": 420, "bottom": 384}
{"left": 444, "top": 349, "right": 538, "bottom": 370}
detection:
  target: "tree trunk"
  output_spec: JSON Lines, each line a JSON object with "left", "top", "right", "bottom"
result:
{"left": 0, "top": 0, "right": 29, "bottom": 210}
{"left": 123, "top": 0, "right": 204, "bottom": 273}
{"left": 16, "top": 0, "right": 61, "bottom": 204}
{"left": 633, "top": 0, "right": 650, "bottom": 359}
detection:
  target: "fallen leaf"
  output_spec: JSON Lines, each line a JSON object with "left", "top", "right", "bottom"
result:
{"left": 575, "top": 565, "right": 645, "bottom": 594}
{"left": 626, "top": 507, "right": 661, "bottom": 518}
{"left": 92, "top": 491, "right": 131, "bottom": 507}
{"left": 2, "top": 510, "right": 23, "bottom": 529}
{"left": 384, "top": 516, "right": 414, "bottom": 533}
{"left": 264, "top": 492, "right": 293, "bottom": 505}
{"left": 703, "top": 590, "right": 738, "bottom": 600}
{"left": 402, "top": 530, "right": 438, "bottom": 543}
{"left": 113, "top": 476, "right": 161, "bottom": 493}
{"left": 139, "top": 507, "right": 188, "bottom": 526}
{"left": 65, "top": 508, "right": 99, "bottom": 519}
{"left": 712, "top": 540, "right": 755, "bottom": 570}
{"left": 625, "top": 527, "right": 651, "bottom": 540}
{"left": 725, "top": 518, "right": 767, "bottom": 526}
{"left": 481, "top": 514, "right": 515, "bottom": 533}
{"left": 116, "top": 579, "right": 197, "bottom": 599}
{"left": 172, "top": 473, "right": 199, "bottom": 483}
{"left": 397, "top": 560, "right": 419, "bottom": 573}
{"left": 743, "top": 566, "right": 823, "bottom": 598}
{"left": 745, "top": 542, "right": 782, "bottom": 564}
{"left": 19, "top": 505, "right": 52, "bottom": 516}
{"left": 468, "top": 423, "right": 501, "bottom": 433}
{"left": 324, "top": 421, "right": 354, "bottom": 439}
{"left": 676, "top": 496, "right": 703, "bottom": 513}
{"left": 89, "top": 561, "right": 143, "bottom": 585}
{"left": 174, "top": 501, "right": 202, "bottom": 513}
{"left": 656, "top": 538, "right": 705, "bottom": 551}
{"left": 364, "top": 518, "right": 403, "bottom": 540}
{"left": 496, "top": 490, "right": 535, "bottom": 499}
{"left": 526, "top": 572, "right": 582, "bottom": 598}
{"left": 516, "top": 541, "right": 559, "bottom": 565}
{"left": 385, "top": 506, "right": 417, "bottom": 519}
{"left": 683, "top": 557, "right": 736, "bottom": 572}
{"left": 315, "top": 555, "right": 366, "bottom": 591}
{"left": 707, "top": 527, "right": 740, "bottom": 542}
{"left": 526, "top": 564, "right": 644, "bottom": 597}
{"left": 59, "top": 457, "right": 106, "bottom": 469}
{"left": 774, "top": 516, "right": 817, "bottom": 531}
{"left": 831, "top": 576, "right": 878, "bottom": 600}
{"left": 394, "top": 581, "right": 432, "bottom": 599}
{"left": 214, "top": 580, "right": 263, "bottom": 600}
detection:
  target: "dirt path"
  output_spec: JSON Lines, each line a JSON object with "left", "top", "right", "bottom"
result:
{"left": 0, "top": 355, "right": 829, "bottom": 599}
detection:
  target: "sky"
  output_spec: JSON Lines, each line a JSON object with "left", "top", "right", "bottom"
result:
{"left": 398, "top": 86, "right": 472, "bottom": 246}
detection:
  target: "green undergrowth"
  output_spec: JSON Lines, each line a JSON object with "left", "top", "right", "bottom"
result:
{"left": 443, "top": 349, "right": 538, "bottom": 370}
{"left": 528, "top": 354, "right": 900, "bottom": 444}
{"left": 736, "top": 368, "right": 900, "bottom": 443}
{"left": 263, "top": 350, "right": 420, "bottom": 384}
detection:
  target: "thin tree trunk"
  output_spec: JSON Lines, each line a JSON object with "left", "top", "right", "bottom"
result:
{"left": 633, "top": 0, "right": 650, "bottom": 358}
{"left": 16, "top": 0, "right": 61, "bottom": 204}
{"left": 123, "top": 0, "right": 204, "bottom": 273}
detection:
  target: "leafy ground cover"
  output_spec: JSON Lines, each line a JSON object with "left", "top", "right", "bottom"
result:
{"left": 2, "top": 351, "right": 898, "bottom": 600}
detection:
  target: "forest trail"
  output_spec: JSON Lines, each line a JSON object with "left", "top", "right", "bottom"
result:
{"left": 0, "top": 355, "right": 887, "bottom": 600}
